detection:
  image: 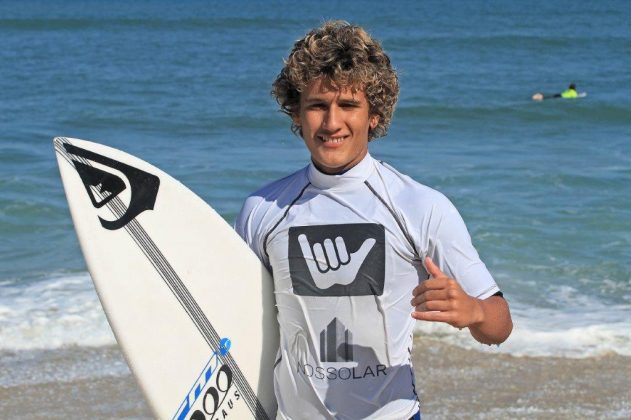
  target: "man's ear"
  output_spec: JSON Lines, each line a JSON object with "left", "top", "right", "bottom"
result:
{"left": 369, "top": 115, "right": 380, "bottom": 130}
{"left": 292, "top": 113, "right": 301, "bottom": 127}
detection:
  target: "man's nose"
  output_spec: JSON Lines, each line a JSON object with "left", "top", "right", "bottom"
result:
{"left": 322, "top": 105, "right": 342, "bottom": 131}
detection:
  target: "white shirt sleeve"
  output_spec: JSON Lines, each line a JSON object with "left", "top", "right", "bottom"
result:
{"left": 427, "top": 195, "right": 499, "bottom": 299}
{"left": 235, "top": 195, "right": 269, "bottom": 268}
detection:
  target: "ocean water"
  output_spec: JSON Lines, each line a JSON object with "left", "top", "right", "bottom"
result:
{"left": 1, "top": 0, "right": 630, "bottom": 386}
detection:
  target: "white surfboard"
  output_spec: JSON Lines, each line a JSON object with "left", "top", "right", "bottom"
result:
{"left": 54, "top": 137, "right": 278, "bottom": 420}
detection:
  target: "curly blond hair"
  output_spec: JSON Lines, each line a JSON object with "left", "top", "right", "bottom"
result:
{"left": 272, "top": 20, "right": 399, "bottom": 140}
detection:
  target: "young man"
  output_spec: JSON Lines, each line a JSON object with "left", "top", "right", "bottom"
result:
{"left": 236, "top": 21, "right": 512, "bottom": 420}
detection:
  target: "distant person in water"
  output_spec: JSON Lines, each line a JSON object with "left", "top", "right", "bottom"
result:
{"left": 532, "top": 83, "right": 579, "bottom": 101}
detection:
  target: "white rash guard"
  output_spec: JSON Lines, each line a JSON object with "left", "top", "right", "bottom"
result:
{"left": 236, "top": 154, "right": 499, "bottom": 420}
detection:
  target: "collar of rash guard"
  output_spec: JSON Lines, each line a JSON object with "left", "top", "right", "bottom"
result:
{"left": 307, "top": 154, "right": 376, "bottom": 190}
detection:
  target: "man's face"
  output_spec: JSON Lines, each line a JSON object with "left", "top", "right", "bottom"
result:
{"left": 294, "top": 78, "right": 379, "bottom": 174}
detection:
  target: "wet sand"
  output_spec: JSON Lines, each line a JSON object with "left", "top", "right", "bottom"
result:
{"left": 412, "top": 337, "right": 631, "bottom": 419}
{"left": 1, "top": 338, "right": 629, "bottom": 419}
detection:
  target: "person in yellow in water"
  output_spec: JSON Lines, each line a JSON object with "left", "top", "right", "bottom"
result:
{"left": 532, "top": 83, "right": 579, "bottom": 101}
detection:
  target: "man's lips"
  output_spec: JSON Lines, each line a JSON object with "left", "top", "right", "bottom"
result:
{"left": 318, "top": 135, "right": 349, "bottom": 146}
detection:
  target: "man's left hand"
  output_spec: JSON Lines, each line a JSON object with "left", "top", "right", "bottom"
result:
{"left": 410, "top": 257, "right": 484, "bottom": 329}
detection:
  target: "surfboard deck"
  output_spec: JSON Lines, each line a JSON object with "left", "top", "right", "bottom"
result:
{"left": 54, "top": 137, "right": 278, "bottom": 420}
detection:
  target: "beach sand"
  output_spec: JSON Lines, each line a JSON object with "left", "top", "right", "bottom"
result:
{"left": 1, "top": 337, "right": 629, "bottom": 419}
{"left": 411, "top": 337, "right": 631, "bottom": 419}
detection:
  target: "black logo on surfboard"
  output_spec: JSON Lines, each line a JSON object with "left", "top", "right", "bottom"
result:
{"left": 64, "top": 143, "right": 160, "bottom": 230}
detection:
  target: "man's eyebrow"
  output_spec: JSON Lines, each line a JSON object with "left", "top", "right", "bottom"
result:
{"left": 302, "top": 96, "right": 361, "bottom": 105}
{"left": 303, "top": 97, "right": 327, "bottom": 104}
{"left": 338, "top": 98, "right": 361, "bottom": 105}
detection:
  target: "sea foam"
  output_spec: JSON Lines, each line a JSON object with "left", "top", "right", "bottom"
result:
{"left": 0, "top": 273, "right": 115, "bottom": 351}
{"left": 414, "top": 298, "right": 631, "bottom": 358}
{"left": 2, "top": 272, "right": 630, "bottom": 358}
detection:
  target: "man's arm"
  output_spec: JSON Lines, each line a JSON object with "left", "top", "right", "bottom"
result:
{"left": 467, "top": 294, "right": 512, "bottom": 345}
{"left": 411, "top": 257, "right": 513, "bottom": 345}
